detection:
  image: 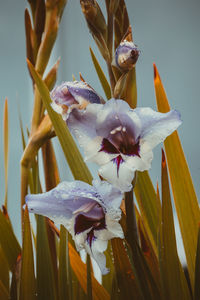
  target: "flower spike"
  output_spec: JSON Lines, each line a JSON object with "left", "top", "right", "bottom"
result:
{"left": 25, "top": 179, "right": 124, "bottom": 274}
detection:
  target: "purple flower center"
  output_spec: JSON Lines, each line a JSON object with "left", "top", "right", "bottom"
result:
{"left": 74, "top": 214, "right": 106, "bottom": 247}
{"left": 99, "top": 133, "right": 140, "bottom": 175}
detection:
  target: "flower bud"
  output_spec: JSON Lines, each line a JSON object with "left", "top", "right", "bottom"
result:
{"left": 114, "top": 41, "right": 140, "bottom": 71}
{"left": 50, "top": 80, "right": 101, "bottom": 120}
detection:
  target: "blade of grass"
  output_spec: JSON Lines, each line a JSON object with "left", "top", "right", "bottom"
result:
{"left": 90, "top": 47, "right": 111, "bottom": 99}
{"left": 19, "top": 207, "right": 36, "bottom": 300}
{"left": 27, "top": 59, "right": 93, "bottom": 184}
{"left": 154, "top": 63, "right": 200, "bottom": 288}
{"left": 3, "top": 98, "right": 9, "bottom": 209}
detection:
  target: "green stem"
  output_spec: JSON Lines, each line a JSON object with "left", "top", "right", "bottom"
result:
{"left": 86, "top": 254, "right": 93, "bottom": 300}
{"left": 124, "top": 173, "right": 139, "bottom": 248}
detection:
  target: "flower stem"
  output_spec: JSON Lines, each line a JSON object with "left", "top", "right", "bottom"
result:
{"left": 124, "top": 173, "right": 139, "bottom": 248}
{"left": 86, "top": 254, "right": 93, "bottom": 300}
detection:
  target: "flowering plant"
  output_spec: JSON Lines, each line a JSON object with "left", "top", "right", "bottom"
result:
{"left": 0, "top": 1, "right": 199, "bottom": 300}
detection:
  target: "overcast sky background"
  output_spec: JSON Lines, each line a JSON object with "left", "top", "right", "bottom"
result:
{"left": 0, "top": 0, "right": 200, "bottom": 263}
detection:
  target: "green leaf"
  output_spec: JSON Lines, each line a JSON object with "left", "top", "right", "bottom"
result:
{"left": 36, "top": 215, "right": 57, "bottom": 300}
{"left": 0, "top": 210, "right": 21, "bottom": 271}
{"left": 122, "top": 68, "right": 137, "bottom": 109}
{"left": 102, "top": 241, "right": 115, "bottom": 294}
{"left": 10, "top": 271, "right": 18, "bottom": 300}
{"left": 0, "top": 247, "right": 9, "bottom": 291}
{"left": 159, "top": 150, "right": 191, "bottom": 300}
{"left": 90, "top": 47, "right": 111, "bottom": 99}
{"left": 128, "top": 237, "right": 161, "bottom": 300}
{"left": 111, "top": 238, "right": 142, "bottom": 300}
{"left": 154, "top": 63, "right": 200, "bottom": 288}
{"left": 68, "top": 242, "right": 110, "bottom": 300}
{"left": 0, "top": 281, "right": 9, "bottom": 300}
{"left": 19, "top": 207, "right": 36, "bottom": 300}
{"left": 134, "top": 171, "right": 161, "bottom": 255}
{"left": 27, "top": 59, "right": 93, "bottom": 184}
{"left": 3, "top": 98, "right": 9, "bottom": 208}
{"left": 58, "top": 225, "right": 69, "bottom": 300}
{"left": 194, "top": 226, "right": 200, "bottom": 300}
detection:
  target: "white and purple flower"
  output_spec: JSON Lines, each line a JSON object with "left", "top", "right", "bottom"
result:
{"left": 50, "top": 81, "right": 101, "bottom": 120}
{"left": 114, "top": 41, "right": 140, "bottom": 71}
{"left": 67, "top": 99, "right": 182, "bottom": 192}
{"left": 25, "top": 179, "right": 124, "bottom": 274}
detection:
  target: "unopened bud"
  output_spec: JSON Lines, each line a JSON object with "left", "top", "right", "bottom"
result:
{"left": 50, "top": 81, "right": 101, "bottom": 120}
{"left": 114, "top": 41, "right": 140, "bottom": 71}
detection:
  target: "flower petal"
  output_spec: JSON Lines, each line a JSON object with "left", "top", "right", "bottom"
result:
{"left": 98, "top": 160, "right": 135, "bottom": 192}
{"left": 67, "top": 104, "right": 101, "bottom": 146}
{"left": 66, "top": 81, "right": 101, "bottom": 105}
{"left": 92, "top": 179, "right": 123, "bottom": 210}
{"left": 84, "top": 136, "right": 118, "bottom": 164}
{"left": 96, "top": 99, "right": 141, "bottom": 143}
{"left": 134, "top": 108, "right": 182, "bottom": 149}
{"left": 85, "top": 239, "right": 109, "bottom": 275}
{"left": 25, "top": 181, "right": 100, "bottom": 221}
{"left": 124, "top": 140, "right": 154, "bottom": 172}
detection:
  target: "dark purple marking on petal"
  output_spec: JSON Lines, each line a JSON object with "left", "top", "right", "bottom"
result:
{"left": 99, "top": 138, "right": 119, "bottom": 154}
{"left": 87, "top": 230, "right": 96, "bottom": 248}
{"left": 112, "top": 155, "right": 124, "bottom": 176}
{"left": 99, "top": 137, "right": 140, "bottom": 157}
{"left": 74, "top": 214, "right": 106, "bottom": 235}
{"left": 74, "top": 214, "right": 106, "bottom": 248}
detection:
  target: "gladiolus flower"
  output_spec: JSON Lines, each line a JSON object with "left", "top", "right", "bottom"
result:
{"left": 50, "top": 81, "right": 101, "bottom": 120}
{"left": 25, "top": 179, "right": 124, "bottom": 274}
{"left": 67, "top": 99, "right": 182, "bottom": 192}
{"left": 114, "top": 41, "right": 140, "bottom": 71}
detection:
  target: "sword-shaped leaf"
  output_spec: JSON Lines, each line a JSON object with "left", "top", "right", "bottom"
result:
{"left": 0, "top": 210, "right": 21, "bottom": 271}
{"left": 159, "top": 150, "right": 191, "bottom": 300}
{"left": 3, "top": 98, "right": 9, "bottom": 208}
{"left": 154, "top": 63, "right": 200, "bottom": 288}
{"left": 19, "top": 207, "right": 36, "bottom": 300}
{"left": 90, "top": 47, "right": 111, "bottom": 100}
{"left": 36, "top": 215, "right": 57, "bottom": 300}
